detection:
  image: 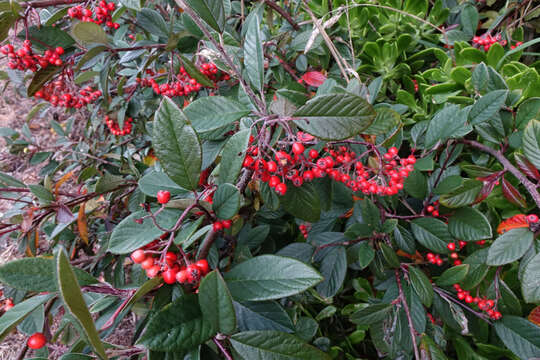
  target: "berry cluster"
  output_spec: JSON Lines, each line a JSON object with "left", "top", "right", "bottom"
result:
{"left": 446, "top": 240, "right": 467, "bottom": 266}
{"left": 412, "top": 79, "right": 419, "bottom": 93}
{"left": 212, "top": 219, "right": 232, "bottom": 232}
{"left": 243, "top": 136, "right": 415, "bottom": 197}
{"left": 426, "top": 200, "right": 440, "bottom": 217}
{"left": 472, "top": 34, "right": 507, "bottom": 51}
{"left": 453, "top": 284, "right": 501, "bottom": 320}
{"left": 35, "top": 75, "right": 102, "bottom": 108}
{"left": 426, "top": 252, "right": 443, "bottom": 266}
{"left": 131, "top": 249, "right": 210, "bottom": 286}
{"left": 104, "top": 116, "right": 133, "bottom": 136}
{"left": 299, "top": 224, "right": 310, "bottom": 238}
{"left": 510, "top": 41, "right": 524, "bottom": 50}
{"left": 137, "top": 64, "right": 229, "bottom": 98}
{"left": 68, "top": 1, "right": 119, "bottom": 29}
{"left": 1, "top": 41, "right": 64, "bottom": 72}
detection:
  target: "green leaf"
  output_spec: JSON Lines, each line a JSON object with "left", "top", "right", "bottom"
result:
{"left": 460, "top": 5, "right": 478, "bottom": 36}
{"left": 294, "top": 93, "right": 376, "bottom": 141}
{"left": 108, "top": 209, "right": 182, "bottom": 254}
{"left": 198, "top": 270, "right": 236, "bottom": 334}
{"left": 522, "top": 119, "right": 540, "bottom": 170}
{"left": 408, "top": 266, "right": 433, "bottom": 307}
{"left": 521, "top": 252, "right": 540, "bottom": 303}
{"left": 364, "top": 107, "right": 401, "bottom": 135}
{"left": 183, "top": 96, "right": 250, "bottom": 133}
{"left": 379, "top": 243, "right": 400, "bottom": 268}
{"left": 57, "top": 250, "right": 108, "bottom": 360}
{"left": 420, "top": 335, "right": 449, "bottom": 360}
{"left": 153, "top": 97, "right": 202, "bottom": 190}
{"left": 244, "top": 16, "right": 264, "bottom": 91}
{"left": 219, "top": 129, "right": 251, "bottom": 184}
{"left": 316, "top": 246, "right": 347, "bottom": 298}
{"left": 436, "top": 264, "right": 470, "bottom": 286}
{"left": 516, "top": 98, "right": 540, "bottom": 130}
{"left": 434, "top": 175, "right": 463, "bottom": 195}
{"left": 404, "top": 170, "right": 427, "bottom": 199}
{"left": 448, "top": 207, "right": 492, "bottom": 241}
{"left": 469, "top": 90, "right": 508, "bottom": 125}
{"left": 136, "top": 8, "right": 168, "bottom": 38}
{"left": 137, "top": 294, "right": 215, "bottom": 351}
{"left": 0, "top": 294, "right": 53, "bottom": 341}
{"left": 487, "top": 228, "right": 533, "bottom": 266}
{"left": 425, "top": 105, "right": 472, "bottom": 148}
{"left": 138, "top": 170, "right": 189, "bottom": 197}
{"left": 0, "top": 171, "right": 25, "bottom": 187}
{"left": 358, "top": 199, "right": 381, "bottom": 230}
{"left": 0, "top": 258, "right": 97, "bottom": 292}
{"left": 28, "top": 184, "right": 54, "bottom": 203}
{"left": 234, "top": 301, "right": 295, "bottom": 333}
{"left": 212, "top": 183, "right": 240, "bottom": 220}
{"left": 179, "top": 54, "right": 214, "bottom": 88}
{"left": 27, "top": 66, "right": 61, "bottom": 97}
{"left": 224, "top": 255, "right": 323, "bottom": 301}
{"left": 72, "top": 22, "right": 109, "bottom": 45}
{"left": 75, "top": 45, "right": 108, "bottom": 71}
{"left": 350, "top": 303, "right": 393, "bottom": 325}
{"left": 494, "top": 316, "right": 540, "bottom": 359}
{"left": 24, "top": 25, "right": 75, "bottom": 51}
{"left": 439, "top": 179, "right": 482, "bottom": 208}
{"left": 411, "top": 218, "right": 453, "bottom": 254}
{"left": 183, "top": 0, "right": 225, "bottom": 33}
{"left": 230, "top": 331, "right": 331, "bottom": 360}
{"left": 280, "top": 182, "right": 321, "bottom": 222}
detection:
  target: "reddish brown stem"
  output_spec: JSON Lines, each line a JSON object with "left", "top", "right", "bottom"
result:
{"left": 263, "top": 0, "right": 299, "bottom": 30}
{"left": 21, "top": 0, "right": 85, "bottom": 7}
{"left": 396, "top": 270, "right": 420, "bottom": 360}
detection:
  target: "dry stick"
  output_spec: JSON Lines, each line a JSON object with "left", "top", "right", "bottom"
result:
{"left": 302, "top": 1, "right": 350, "bottom": 83}
{"left": 176, "top": 0, "right": 266, "bottom": 114}
{"left": 395, "top": 270, "right": 420, "bottom": 360}
{"left": 461, "top": 139, "right": 540, "bottom": 209}
{"left": 263, "top": 0, "right": 300, "bottom": 30}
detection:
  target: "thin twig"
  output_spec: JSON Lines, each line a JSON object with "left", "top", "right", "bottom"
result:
{"left": 263, "top": 0, "right": 299, "bottom": 30}
{"left": 213, "top": 337, "right": 233, "bottom": 360}
{"left": 395, "top": 270, "right": 420, "bottom": 360}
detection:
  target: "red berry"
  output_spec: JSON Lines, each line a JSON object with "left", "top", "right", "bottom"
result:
{"left": 176, "top": 269, "right": 188, "bottom": 283}
{"left": 222, "top": 220, "right": 232, "bottom": 229}
{"left": 275, "top": 182, "right": 287, "bottom": 196}
{"left": 528, "top": 214, "right": 539, "bottom": 223}
{"left": 292, "top": 142, "right": 305, "bottom": 155}
{"left": 186, "top": 264, "right": 200, "bottom": 283}
{"left": 162, "top": 269, "right": 177, "bottom": 284}
{"left": 55, "top": 46, "right": 64, "bottom": 55}
{"left": 157, "top": 190, "right": 171, "bottom": 204}
{"left": 465, "top": 295, "right": 473, "bottom": 303}
{"left": 27, "top": 333, "right": 46, "bottom": 349}
{"left": 308, "top": 149, "right": 318, "bottom": 159}
{"left": 266, "top": 160, "right": 278, "bottom": 172}
{"left": 165, "top": 252, "right": 177, "bottom": 265}
{"left": 447, "top": 242, "right": 456, "bottom": 251}
{"left": 459, "top": 241, "right": 467, "bottom": 248}
{"left": 432, "top": 210, "right": 439, "bottom": 217}
{"left": 131, "top": 249, "right": 146, "bottom": 263}
{"left": 450, "top": 252, "right": 459, "bottom": 259}
{"left": 213, "top": 222, "right": 223, "bottom": 232}
{"left": 492, "top": 311, "right": 502, "bottom": 320}
{"left": 453, "top": 260, "right": 462, "bottom": 266}
{"left": 146, "top": 265, "right": 161, "bottom": 278}
{"left": 141, "top": 257, "right": 154, "bottom": 270}
{"left": 457, "top": 291, "right": 466, "bottom": 300}
{"left": 195, "top": 259, "right": 209, "bottom": 275}
{"left": 486, "top": 299, "right": 494, "bottom": 309}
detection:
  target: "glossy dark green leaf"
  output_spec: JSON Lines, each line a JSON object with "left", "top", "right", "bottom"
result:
{"left": 230, "top": 331, "right": 331, "bottom": 359}
{"left": 350, "top": 304, "right": 393, "bottom": 325}
{"left": 244, "top": 16, "right": 264, "bottom": 91}
{"left": 138, "top": 170, "right": 189, "bottom": 197}
{"left": 198, "top": 270, "right": 236, "bottom": 334}
{"left": 137, "top": 294, "right": 215, "bottom": 351}
{"left": 494, "top": 316, "right": 540, "bottom": 359}
{"left": 280, "top": 182, "right": 321, "bottom": 222}
{"left": 425, "top": 105, "right": 472, "bottom": 148}
{"left": 404, "top": 170, "right": 427, "bottom": 199}
{"left": 408, "top": 266, "right": 433, "bottom": 307}
{"left": 433, "top": 175, "right": 463, "bottom": 195}
{"left": 521, "top": 252, "right": 540, "bottom": 303}
{"left": 219, "top": 129, "right": 250, "bottom": 184}
{"left": 27, "top": 66, "right": 61, "bottom": 97}
{"left": 294, "top": 94, "right": 376, "bottom": 141}
{"left": 57, "top": 250, "right": 108, "bottom": 359}
{"left": 234, "top": 301, "right": 294, "bottom": 333}
{"left": 0, "top": 258, "right": 97, "bottom": 292}
{"left": 439, "top": 179, "right": 482, "bottom": 208}
{"left": 487, "top": 228, "right": 533, "bottom": 266}
{"left": 136, "top": 8, "right": 168, "bottom": 38}
{"left": 436, "top": 264, "right": 469, "bottom": 286}
{"left": 364, "top": 107, "right": 401, "bottom": 135}
{"left": 379, "top": 243, "right": 400, "bottom": 268}
{"left": 184, "top": 96, "right": 250, "bottom": 134}
{"left": 153, "top": 97, "right": 201, "bottom": 190}
{"left": 522, "top": 119, "right": 540, "bottom": 170}
{"left": 179, "top": 54, "right": 214, "bottom": 88}
{"left": 183, "top": 0, "right": 225, "bottom": 33}
{"left": 212, "top": 183, "right": 240, "bottom": 220}
{"left": 411, "top": 218, "right": 453, "bottom": 254}
{"left": 448, "top": 207, "right": 492, "bottom": 241}
{"left": 316, "top": 246, "right": 347, "bottom": 298}
{"left": 224, "top": 255, "right": 323, "bottom": 301}
{"left": 469, "top": 90, "right": 508, "bottom": 125}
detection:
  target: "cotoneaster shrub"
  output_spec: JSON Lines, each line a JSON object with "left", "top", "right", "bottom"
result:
{"left": 0, "top": 0, "right": 539, "bottom": 359}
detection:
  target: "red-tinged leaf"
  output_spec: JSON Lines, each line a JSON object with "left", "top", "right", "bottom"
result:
{"left": 501, "top": 177, "right": 527, "bottom": 208}
{"left": 56, "top": 204, "right": 75, "bottom": 223}
{"left": 302, "top": 71, "right": 327, "bottom": 87}
{"left": 528, "top": 306, "right": 540, "bottom": 326}
{"left": 497, "top": 214, "right": 529, "bottom": 234}
{"left": 515, "top": 153, "right": 540, "bottom": 181}
{"left": 474, "top": 179, "right": 497, "bottom": 204}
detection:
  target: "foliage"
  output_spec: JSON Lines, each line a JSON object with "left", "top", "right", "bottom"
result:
{"left": 0, "top": 0, "right": 540, "bottom": 359}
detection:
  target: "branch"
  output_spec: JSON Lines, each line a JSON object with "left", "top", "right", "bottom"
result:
{"left": 395, "top": 270, "right": 420, "bottom": 360}
{"left": 461, "top": 139, "right": 540, "bottom": 209}
{"left": 263, "top": 0, "right": 299, "bottom": 30}
{"left": 21, "top": 0, "right": 84, "bottom": 7}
